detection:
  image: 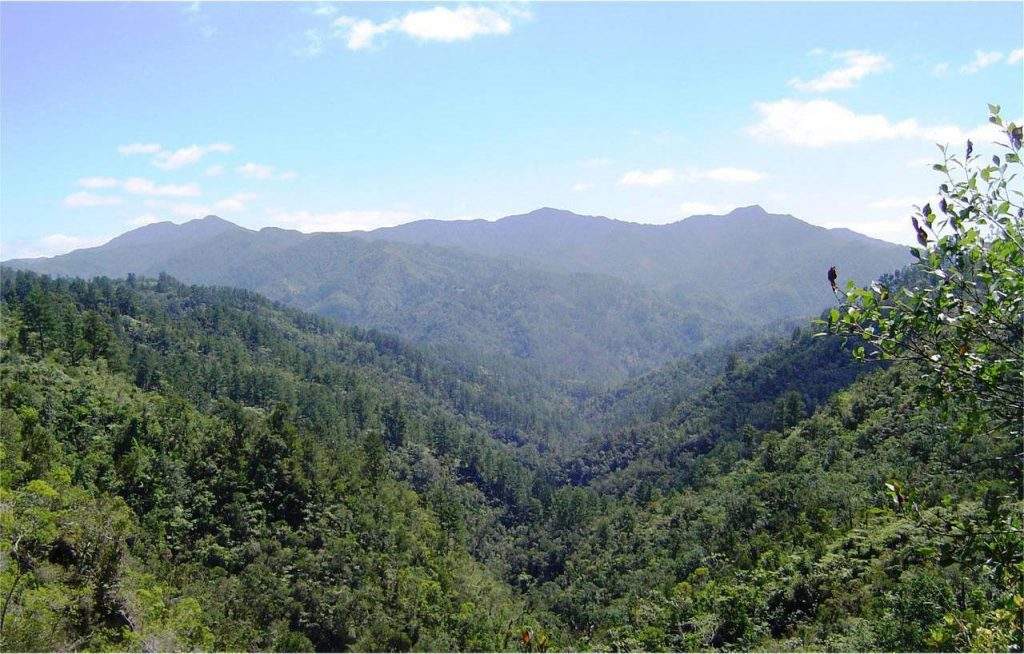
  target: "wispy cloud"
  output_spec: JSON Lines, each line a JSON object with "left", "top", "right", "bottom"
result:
{"left": 960, "top": 50, "right": 1002, "bottom": 74}
{"left": 789, "top": 50, "right": 890, "bottom": 92}
{"left": 702, "top": 167, "right": 765, "bottom": 183}
{"left": 213, "top": 192, "right": 259, "bottom": 213}
{"left": 118, "top": 142, "right": 233, "bottom": 169}
{"left": 747, "top": 99, "right": 999, "bottom": 147}
{"left": 155, "top": 143, "right": 234, "bottom": 170}
{"left": 263, "top": 209, "right": 420, "bottom": 232}
{"left": 1008, "top": 48, "right": 1024, "bottom": 65}
{"left": 296, "top": 28, "right": 326, "bottom": 57}
{"left": 620, "top": 166, "right": 765, "bottom": 187}
{"left": 63, "top": 191, "right": 123, "bottom": 208}
{"left": 118, "top": 143, "right": 162, "bottom": 155}
{"left": 619, "top": 168, "right": 676, "bottom": 187}
{"left": 74, "top": 176, "right": 202, "bottom": 198}
{"left": 310, "top": 4, "right": 337, "bottom": 17}
{"left": 236, "top": 162, "right": 297, "bottom": 180}
{"left": 571, "top": 182, "right": 593, "bottom": 192}
{"left": 2, "top": 233, "right": 113, "bottom": 259}
{"left": 328, "top": 5, "right": 529, "bottom": 51}
{"left": 123, "top": 177, "right": 201, "bottom": 197}
{"left": 77, "top": 176, "right": 120, "bottom": 189}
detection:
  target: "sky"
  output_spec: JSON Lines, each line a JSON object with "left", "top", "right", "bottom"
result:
{"left": 1, "top": 1, "right": 1022, "bottom": 258}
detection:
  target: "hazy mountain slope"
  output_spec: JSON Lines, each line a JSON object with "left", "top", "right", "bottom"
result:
{"left": 3, "top": 217, "right": 740, "bottom": 385}
{"left": 365, "top": 206, "right": 910, "bottom": 318}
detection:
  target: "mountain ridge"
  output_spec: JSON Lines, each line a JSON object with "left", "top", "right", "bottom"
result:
{"left": 2, "top": 206, "right": 910, "bottom": 386}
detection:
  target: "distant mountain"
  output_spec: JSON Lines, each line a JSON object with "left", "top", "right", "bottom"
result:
{"left": 3, "top": 216, "right": 741, "bottom": 385}
{"left": 363, "top": 206, "right": 910, "bottom": 319}
{"left": 2, "top": 207, "right": 909, "bottom": 384}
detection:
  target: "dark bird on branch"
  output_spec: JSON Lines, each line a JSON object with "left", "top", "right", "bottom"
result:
{"left": 828, "top": 266, "right": 838, "bottom": 295}
{"left": 911, "top": 215, "right": 929, "bottom": 247}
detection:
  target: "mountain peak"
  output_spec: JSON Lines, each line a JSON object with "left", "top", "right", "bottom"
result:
{"left": 728, "top": 204, "right": 768, "bottom": 216}
{"left": 505, "top": 207, "right": 613, "bottom": 225}
{"left": 180, "top": 215, "right": 247, "bottom": 233}
{"left": 187, "top": 214, "right": 233, "bottom": 226}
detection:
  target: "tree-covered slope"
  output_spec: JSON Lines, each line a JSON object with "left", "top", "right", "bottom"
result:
{"left": 0, "top": 270, "right": 559, "bottom": 651}
{"left": 2, "top": 266, "right": 1017, "bottom": 652}
{"left": 518, "top": 364, "right": 1019, "bottom": 651}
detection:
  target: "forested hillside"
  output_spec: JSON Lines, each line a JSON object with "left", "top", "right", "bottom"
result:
{"left": 3, "top": 270, "right": 1018, "bottom": 651}
{"left": 0, "top": 271, "right": 562, "bottom": 651}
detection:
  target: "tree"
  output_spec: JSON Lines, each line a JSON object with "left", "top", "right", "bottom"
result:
{"left": 827, "top": 106, "right": 1023, "bottom": 650}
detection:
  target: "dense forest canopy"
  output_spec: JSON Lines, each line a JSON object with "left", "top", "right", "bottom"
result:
{"left": 1, "top": 109, "right": 1021, "bottom": 652}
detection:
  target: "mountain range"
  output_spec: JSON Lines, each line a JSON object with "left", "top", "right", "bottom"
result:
{"left": 2, "top": 206, "right": 909, "bottom": 386}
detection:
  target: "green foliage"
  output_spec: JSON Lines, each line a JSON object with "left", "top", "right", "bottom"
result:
{"left": 826, "top": 107, "right": 1023, "bottom": 650}
{"left": 0, "top": 272, "right": 548, "bottom": 651}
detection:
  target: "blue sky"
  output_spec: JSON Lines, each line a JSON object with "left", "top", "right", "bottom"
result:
{"left": 2, "top": 1, "right": 1022, "bottom": 257}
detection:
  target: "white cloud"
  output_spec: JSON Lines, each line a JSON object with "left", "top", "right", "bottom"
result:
{"left": 399, "top": 5, "right": 516, "bottom": 42}
{"left": 1008, "top": 49, "right": 1024, "bottom": 65}
{"left": 118, "top": 143, "right": 162, "bottom": 155}
{"left": 789, "top": 50, "right": 890, "bottom": 92}
{"left": 154, "top": 143, "right": 233, "bottom": 170}
{"left": 2, "top": 233, "right": 113, "bottom": 259}
{"left": 332, "top": 5, "right": 527, "bottom": 51}
{"left": 571, "top": 182, "right": 593, "bottom": 192}
{"left": 63, "top": 192, "right": 123, "bottom": 208}
{"left": 236, "top": 162, "right": 296, "bottom": 180}
{"left": 747, "top": 99, "right": 999, "bottom": 148}
{"left": 265, "top": 209, "right": 419, "bottom": 232}
{"left": 296, "top": 28, "right": 326, "bottom": 57}
{"left": 213, "top": 193, "right": 258, "bottom": 213}
{"left": 620, "top": 168, "right": 676, "bottom": 187}
{"left": 237, "top": 162, "right": 275, "bottom": 179}
{"left": 931, "top": 62, "right": 950, "bottom": 77}
{"left": 678, "top": 201, "right": 730, "bottom": 216}
{"left": 311, "top": 4, "right": 337, "bottom": 17}
{"left": 205, "top": 164, "right": 225, "bottom": 177}
{"left": 702, "top": 167, "right": 765, "bottom": 183}
{"left": 960, "top": 50, "right": 1003, "bottom": 74}
{"left": 78, "top": 176, "right": 119, "bottom": 189}
{"left": 123, "top": 177, "right": 201, "bottom": 197}
{"left": 334, "top": 16, "right": 400, "bottom": 50}
{"left": 619, "top": 166, "right": 765, "bottom": 187}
